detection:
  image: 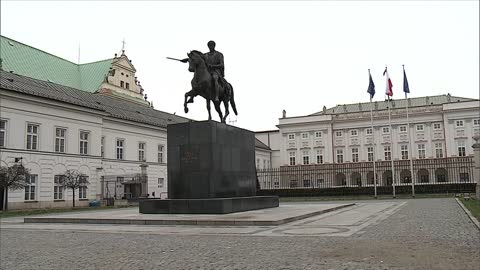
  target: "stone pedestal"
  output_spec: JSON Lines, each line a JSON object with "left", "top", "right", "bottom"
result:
{"left": 139, "top": 121, "right": 279, "bottom": 214}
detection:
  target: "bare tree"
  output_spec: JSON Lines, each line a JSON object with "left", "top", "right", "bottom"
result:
{"left": 0, "top": 164, "right": 30, "bottom": 211}
{"left": 59, "top": 170, "right": 90, "bottom": 208}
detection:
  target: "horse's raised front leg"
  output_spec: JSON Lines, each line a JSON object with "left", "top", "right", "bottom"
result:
{"left": 206, "top": 99, "right": 212, "bottom": 121}
{"left": 184, "top": 91, "right": 193, "bottom": 113}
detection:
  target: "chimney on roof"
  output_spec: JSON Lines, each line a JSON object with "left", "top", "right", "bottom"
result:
{"left": 322, "top": 106, "right": 326, "bottom": 113}
{"left": 447, "top": 93, "right": 451, "bottom": 102}
{"left": 343, "top": 104, "right": 347, "bottom": 112}
{"left": 114, "top": 53, "right": 117, "bottom": 58}
{"left": 282, "top": 110, "right": 286, "bottom": 118}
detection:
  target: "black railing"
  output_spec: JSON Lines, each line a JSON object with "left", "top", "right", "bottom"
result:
{"left": 256, "top": 157, "right": 475, "bottom": 196}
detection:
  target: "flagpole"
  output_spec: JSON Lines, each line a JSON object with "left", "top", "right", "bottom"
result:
{"left": 388, "top": 96, "right": 396, "bottom": 198}
{"left": 368, "top": 69, "right": 378, "bottom": 199}
{"left": 404, "top": 65, "right": 415, "bottom": 198}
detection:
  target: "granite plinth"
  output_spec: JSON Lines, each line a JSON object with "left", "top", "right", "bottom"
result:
{"left": 139, "top": 196, "right": 279, "bottom": 214}
{"left": 167, "top": 121, "right": 256, "bottom": 199}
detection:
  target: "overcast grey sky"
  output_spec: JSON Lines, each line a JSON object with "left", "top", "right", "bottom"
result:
{"left": 1, "top": 1, "right": 479, "bottom": 131}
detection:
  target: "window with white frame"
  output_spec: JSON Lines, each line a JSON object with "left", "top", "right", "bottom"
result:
{"left": 417, "top": 144, "right": 426, "bottom": 159}
{"left": 435, "top": 142, "right": 443, "bottom": 158}
{"left": 138, "top": 142, "right": 146, "bottom": 161}
{"left": 55, "top": 128, "right": 66, "bottom": 153}
{"left": 336, "top": 149, "right": 344, "bottom": 163}
{"left": 382, "top": 127, "right": 389, "bottom": 134}
{"left": 79, "top": 131, "right": 89, "bottom": 155}
{"left": 54, "top": 175, "right": 64, "bottom": 200}
{"left": 25, "top": 174, "right": 37, "bottom": 201}
{"left": 335, "top": 131, "right": 343, "bottom": 137}
{"left": 288, "top": 134, "right": 295, "bottom": 140}
{"left": 101, "top": 136, "right": 105, "bottom": 158}
{"left": 289, "top": 151, "right": 296, "bottom": 166}
{"left": 350, "top": 130, "right": 358, "bottom": 136}
{"left": 158, "top": 178, "right": 164, "bottom": 188}
{"left": 158, "top": 144, "right": 164, "bottom": 163}
{"left": 316, "top": 149, "right": 323, "bottom": 164}
{"left": 456, "top": 120, "right": 464, "bottom": 128}
{"left": 457, "top": 141, "right": 466, "bottom": 157}
{"left": 116, "top": 139, "right": 124, "bottom": 160}
{"left": 301, "top": 132, "right": 308, "bottom": 139}
{"left": 78, "top": 176, "right": 88, "bottom": 199}
{"left": 367, "top": 147, "right": 374, "bottom": 162}
{"left": 366, "top": 128, "right": 373, "bottom": 135}
{"left": 26, "top": 124, "right": 39, "bottom": 150}
{"left": 401, "top": 145, "right": 409, "bottom": 159}
{"left": 302, "top": 150, "right": 309, "bottom": 165}
{"left": 315, "top": 131, "right": 322, "bottom": 138}
{"left": 399, "top": 125, "right": 407, "bottom": 133}
{"left": 416, "top": 124, "right": 424, "bottom": 131}
{"left": 0, "top": 120, "right": 6, "bottom": 147}
{"left": 474, "top": 119, "right": 480, "bottom": 126}
{"left": 433, "top": 123, "right": 442, "bottom": 130}
{"left": 351, "top": 148, "right": 359, "bottom": 162}
{"left": 384, "top": 145, "right": 391, "bottom": 161}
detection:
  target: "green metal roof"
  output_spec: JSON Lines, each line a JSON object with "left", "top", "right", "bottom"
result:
{"left": 0, "top": 35, "right": 112, "bottom": 92}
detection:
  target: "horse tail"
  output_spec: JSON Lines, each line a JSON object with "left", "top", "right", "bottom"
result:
{"left": 229, "top": 83, "right": 238, "bottom": 115}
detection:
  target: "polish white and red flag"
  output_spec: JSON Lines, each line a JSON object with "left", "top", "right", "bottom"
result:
{"left": 383, "top": 67, "right": 393, "bottom": 96}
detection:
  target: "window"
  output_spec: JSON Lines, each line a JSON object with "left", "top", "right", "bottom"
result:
{"left": 350, "top": 130, "right": 358, "bottom": 136}
{"left": 125, "top": 82, "right": 130, "bottom": 89}
{"left": 138, "top": 142, "right": 146, "bottom": 161}
{"left": 263, "top": 159, "right": 267, "bottom": 169}
{"left": 288, "top": 134, "right": 295, "bottom": 140}
{"left": 256, "top": 158, "right": 260, "bottom": 168}
{"left": 435, "top": 143, "right": 443, "bottom": 158}
{"left": 366, "top": 128, "right": 373, "bottom": 135}
{"left": 0, "top": 120, "right": 6, "bottom": 147}
{"left": 455, "top": 120, "right": 464, "bottom": 127}
{"left": 459, "top": 173, "right": 469, "bottom": 182}
{"left": 120, "top": 81, "right": 125, "bottom": 88}
{"left": 26, "top": 124, "right": 39, "bottom": 150}
{"left": 289, "top": 151, "right": 296, "bottom": 166}
{"left": 79, "top": 131, "right": 89, "bottom": 155}
{"left": 303, "top": 179, "right": 310, "bottom": 188}
{"left": 336, "top": 149, "right": 344, "bottom": 163}
{"left": 78, "top": 176, "right": 88, "bottom": 199}
{"left": 351, "top": 148, "right": 359, "bottom": 162}
{"left": 54, "top": 175, "right": 64, "bottom": 200}
{"left": 367, "top": 147, "right": 374, "bottom": 162}
{"left": 416, "top": 124, "right": 424, "bottom": 131}
{"left": 399, "top": 125, "right": 407, "bottom": 133}
{"left": 474, "top": 119, "right": 480, "bottom": 126}
{"left": 302, "top": 150, "right": 309, "bottom": 165}
{"left": 316, "top": 149, "right": 323, "bottom": 164}
{"left": 382, "top": 127, "right": 389, "bottom": 134}
{"left": 335, "top": 131, "right": 343, "bottom": 137}
{"left": 158, "top": 178, "right": 164, "bottom": 188}
{"left": 457, "top": 141, "right": 466, "bottom": 157}
{"left": 116, "top": 139, "right": 124, "bottom": 160}
{"left": 315, "top": 131, "right": 322, "bottom": 138}
{"left": 401, "top": 145, "right": 409, "bottom": 160}
{"left": 433, "top": 123, "right": 441, "bottom": 130}
{"left": 418, "top": 144, "right": 426, "bottom": 159}
{"left": 25, "top": 174, "right": 37, "bottom": 201}
{"left": 301, "top": 133, "right": 308, "bottom": 139}
{"left": 384, "top": 145, "right": 391, "bottom": 161}
{"left": 101, "top": 136, "right": 105, "bottom": 157}
{"left": 158, "top": 144, "right": 164, "bottom": 163}
{"left": 54, "top": 128, "right": 66, "bottom": 153}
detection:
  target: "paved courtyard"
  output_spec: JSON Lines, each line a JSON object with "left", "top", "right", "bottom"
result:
{"left": 1, "top": 198, "right": 479, "bottom": 269}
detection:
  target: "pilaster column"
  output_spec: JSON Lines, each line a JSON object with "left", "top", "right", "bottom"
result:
{"left": 472, "top": 135, "right": 480, "bottom": 200}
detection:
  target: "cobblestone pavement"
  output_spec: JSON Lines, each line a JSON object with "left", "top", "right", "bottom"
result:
{"left": 1, "top": 198, "right": 479, "bottom": 270}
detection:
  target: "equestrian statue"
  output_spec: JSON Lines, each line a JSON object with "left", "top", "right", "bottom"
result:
{"left": 167, "top": 40, "right": 237, "bottom": 123}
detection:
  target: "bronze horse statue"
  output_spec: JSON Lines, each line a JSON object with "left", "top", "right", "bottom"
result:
{"left": 183, "top": 50, "right": 237, "bottom": 123}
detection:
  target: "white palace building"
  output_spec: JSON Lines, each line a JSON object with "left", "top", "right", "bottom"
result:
{"left": 255, "top": 95, "right": 479, "bottom": 191}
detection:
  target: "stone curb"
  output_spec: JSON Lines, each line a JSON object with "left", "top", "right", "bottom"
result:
{"left": 24, "top": 203, "right": 355, "bottom": 226}
{"left": 455, "top": 198, "right": 480, "bottom": 231}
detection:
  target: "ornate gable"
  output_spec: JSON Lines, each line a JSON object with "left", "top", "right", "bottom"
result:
{"left": 98, "top": 50, "right": 148, "bottom": 105}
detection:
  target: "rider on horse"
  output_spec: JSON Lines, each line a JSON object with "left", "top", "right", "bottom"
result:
{"left": 182, "top": 40, "right": 225, "bottom": 102}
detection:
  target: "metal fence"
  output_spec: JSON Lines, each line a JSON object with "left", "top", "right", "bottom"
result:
{"left": 100, "top": 174, "right": 147, "bottom": 200}
{"left": 256, "top": 157, "right": 475, "bottom": 195}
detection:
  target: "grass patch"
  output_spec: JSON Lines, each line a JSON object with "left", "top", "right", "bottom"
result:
{"left": 0, "top": 205, "right": 133, "bottom": 219}
{"left": 279, "top": 193, "right": 455, "bottom": 202}
{"left": 459, "top": 197, "right": 480, "bottom": 222}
